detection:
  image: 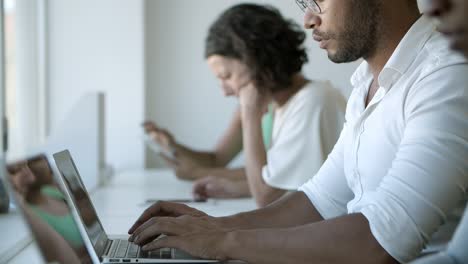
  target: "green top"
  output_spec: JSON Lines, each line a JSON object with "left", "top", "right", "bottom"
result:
{"left": 29, "top": 185, "right": 84, "bottom": 248}
{"left": 261, "top": 104, "right": 274, "bottom": 150}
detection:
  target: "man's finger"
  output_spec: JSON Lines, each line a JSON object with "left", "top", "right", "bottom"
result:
{"left": 128, "top": 203, "right": 163, "bottom": 234}
{"left": 142, "top": 235, "right": 187, "bottom": 253}
{"left": 129, "top": 216, "right": 161, "bottom": 242}
{"left": 128, "top": 201, "right": 179, "bottom": 234}
{"left": 133, "top": 219, "right": 185, "bottom": 245}
{"left": 129, "top": 202, "right": 207, "bottom": 235}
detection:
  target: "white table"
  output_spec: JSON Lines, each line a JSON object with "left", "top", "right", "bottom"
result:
{"left": 94, "top": 169, "right": 256, "bottom": 235}
{"left": 2, "top": 169, "right": 256, "bottom": 263}
{"left": 0, "top": 210, "right": 36, "bottom": 263}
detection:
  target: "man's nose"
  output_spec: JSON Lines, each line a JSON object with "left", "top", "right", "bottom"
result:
{"left": 304, "top": 10, "right": 321, "bottom": 29}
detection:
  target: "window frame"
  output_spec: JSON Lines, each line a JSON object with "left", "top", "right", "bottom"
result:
{"left": 4, "top": 0, "right": 49, "bottom": 158}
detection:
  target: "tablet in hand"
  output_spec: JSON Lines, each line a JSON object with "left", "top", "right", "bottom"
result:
{"left": 141, "top": 134, "right": 176, "bottom": 160}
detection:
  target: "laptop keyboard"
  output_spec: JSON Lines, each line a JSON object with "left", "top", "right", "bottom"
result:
{"left": 109, "top": 239, "right": 174, "bottom": 259}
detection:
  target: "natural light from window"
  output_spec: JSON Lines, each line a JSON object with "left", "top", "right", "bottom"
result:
{"left": 4, "top": 0, "right": 16, "bottom": 157}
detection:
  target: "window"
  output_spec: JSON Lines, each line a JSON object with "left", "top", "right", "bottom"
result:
{"left": 3, "top": 0, "right": 46, "bottom": 158}
{"left": 4, "top": 0, "right": 16, "bottom": 156}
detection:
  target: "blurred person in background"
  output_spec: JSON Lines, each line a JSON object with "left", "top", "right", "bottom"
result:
{"left": 144, "top": 3, "right": 346, "bottom": 207}
{"left": 8, "top": 155, "right": 89, "bottom": 261}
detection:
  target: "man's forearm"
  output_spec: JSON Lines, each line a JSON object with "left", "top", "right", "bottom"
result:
{"left": 223, "top": 213, "right": 397, "bottom": 264}
{"left": 218, "top": 192, "right": 323, "bottom": 230}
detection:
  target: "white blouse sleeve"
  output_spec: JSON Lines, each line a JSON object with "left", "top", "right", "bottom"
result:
{"left": 351, "top": 65, "right": 468, "bottom": 262}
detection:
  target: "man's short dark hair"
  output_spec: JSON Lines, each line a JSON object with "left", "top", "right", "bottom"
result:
{"left": 205, "top": 4, "right": 308, "bottom": 93}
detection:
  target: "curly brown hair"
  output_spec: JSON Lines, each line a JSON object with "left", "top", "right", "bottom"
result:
{"left": 205, "top": 3, "right": 308, "bottom": 93}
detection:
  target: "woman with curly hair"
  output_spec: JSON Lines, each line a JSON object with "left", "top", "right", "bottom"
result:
{"left": 145, "top": 3, "right": 346, "bottom": 207}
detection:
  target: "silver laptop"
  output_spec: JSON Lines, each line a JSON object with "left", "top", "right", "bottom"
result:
{"left": 53, "top": 150, "right": 218, "bottom": 263}
{"left": 4, "top": 153, "right": 94, "bottom": 263}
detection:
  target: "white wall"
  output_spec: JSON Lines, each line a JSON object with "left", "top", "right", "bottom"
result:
{"left": 44, "top": 0, "right": 361, "bottom": 170}
{"left": 47, "top": 0, "right": 145, "bottom": 171}
{"left": 144, "top": 0, "right": 360, "bottom": 167}
{"left": 43, "top": 93, "right": 105, "bottom": 191}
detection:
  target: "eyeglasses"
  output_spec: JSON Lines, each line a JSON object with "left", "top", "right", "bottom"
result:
{"left": 295, "top": 0, "right": 322, "bottom": 14}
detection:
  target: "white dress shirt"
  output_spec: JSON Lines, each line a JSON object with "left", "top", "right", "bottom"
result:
{"left": 299, "top": 16, "right": 468, "bottom": 263}
{"left": 262, "top": 81, "right": 346, "bottom": 190}
{"left": 411, "top": 205, "right": 468, "bottom": 264}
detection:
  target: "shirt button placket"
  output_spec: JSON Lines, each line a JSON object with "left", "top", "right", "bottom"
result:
{"left": 354, "top": 117, "right": 367, "bottom": 201}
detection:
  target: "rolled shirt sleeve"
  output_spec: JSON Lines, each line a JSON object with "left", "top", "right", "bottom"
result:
{"left": 299, "top": 124, "right": 354, "bottom": 219}
{"left": 350, "top": 65, "right": 468, "bottom": 262}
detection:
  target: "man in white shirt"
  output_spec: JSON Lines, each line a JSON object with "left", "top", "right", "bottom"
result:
{"left": 127, "top": 1, "right": 468, "bottom": 263}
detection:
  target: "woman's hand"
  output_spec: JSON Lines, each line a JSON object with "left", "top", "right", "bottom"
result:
{"left": 142, "top": 121, "right": 177, "bottom": 152}
{"left": 161, "top": 155, "right": 205, "bottom": 181}
{"left": 193, "top": 176, "right": 249, "bottom": 200}
{"left": 238, "top": 83, "right": 271, "bottom": 116}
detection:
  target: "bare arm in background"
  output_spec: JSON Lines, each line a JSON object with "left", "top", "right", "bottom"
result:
{"left": 238, "top": 84, "right": 286, "bottom": 207}
{"left": 143, "top": 108, "right": 244, "bottom": 180}
{"left": 17, "top": 196, "right": 82, "bottom": 264}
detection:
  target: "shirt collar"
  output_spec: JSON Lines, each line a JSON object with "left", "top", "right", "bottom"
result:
{"left": 351, "top": 16, "right": 435, "bottom": 91}
{"left": 350, "top": 61, "right": 371, "bottom": 91}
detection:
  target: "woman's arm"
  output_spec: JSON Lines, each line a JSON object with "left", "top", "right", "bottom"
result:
{"left": 174, "top": 107, "right": 243, "bottom": 167}
{"left": 239, "top": 85, "right": 286, "bottom": 207}
{"left": 20, "top": 201, "right": 81, "bottom": 264}
{"left": 143, "top": 108, "right": 243, "bottom": 180}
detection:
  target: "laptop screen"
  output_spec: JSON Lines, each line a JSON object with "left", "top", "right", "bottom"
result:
{"left": 6, "top": 154, "right": 93, "bottom": 264}
{"left": 52, "top": 150, "right": 109, "bottom": 258}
